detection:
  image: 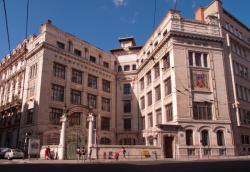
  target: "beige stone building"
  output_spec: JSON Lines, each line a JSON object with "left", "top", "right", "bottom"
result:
{"left": 0, "top": 0, "right": 249, "bottom": 159}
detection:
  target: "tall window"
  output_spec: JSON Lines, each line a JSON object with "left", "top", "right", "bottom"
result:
{"left": 193, "top": 102, "right": 212, "bottom": 120}
{"left": 147, "top": 91, "right": 152, "bottom": 106}
{"left": 132, "top": 64, "right": 136, "bottom": 70}
{"left": 71, "top": 69, "right": 82, "bottom": 84}
{"left": 156, "top": 109, "right": 162, "bottom": 124}
{"left": 163, "top": 53, "right": 170, "bottom": 70}
{"left": 140, "top": 96, "right": 145, "bottom": 110}
{"left": 155, "top": 85, "right": 161, "bottom": 101}
{"left": 141, "top": 116, "right": 145, "bottom": 130}
{"left": 123, "top": 84, "right": 131, "bottom": 95}
{"left": 102, "top": 97, "right": 110, "bottom": 112}
{"left": 88, "top": 74, "right": 98, "bottom": 89}
{"left": 100, "top": 137, "right": 111, "bottom": 145}
{"left": 146, "top": 71, "right": 151, "bottom": 85}
{"left": 29, "top": 63, "right": 38, "bottom": 79}
{"left": 118, "top": 66, "right": 122, "bottom": 72}
{"left": 53, "top": 63, "right": 66, "bottom": 79}
{"left": 88, "top": 94, "right": 97, "bottom": 109}
{"left": 154, "top": 62, "right": 160, "bottom": 78}
{"left": 69, "top": 112, "right": 81, "bottom": 126}
{"left": 201, "top": 130, "right": 209, "bottom": 146}
{"left": 124, "top": 118, "right": 131, "bottom": 131}
{"left": 71, "top": 89, "right": 81, "bottom": 105}
{"left": 52, "top": 84, "right": 64, "bottom": 102}
{"left": 195, "top": 53, "right": 202, "bottom": 66}
{"left": 166, "top": 103, "right": 173, "bottom": 121}
{"left": 26, "top": 109, "right": 34, "bottom": 125}
{"left": 50, "top": 108, "right": 63, "bottom": 125}
{"left": 164, "top": 78, "right": 171, "bottom": 96}
{"left": 140, "top": 78, "right": 144, "bottom": 90}
{"left": 101, "top": 117, "right": 110, "bottom": 130}
{"left": 148, "top": 113, "right": 153, "bottom": 127}
{"left": 217, "top": 130, "right": 225, "bottom": 146}
{"left": 124, "top": 100, "right": 131, "bottom": 113}
{"left": 186, "top": 130, "right": 193, "bottom": 146}
{"left": 102, "top": 79, "right": 111, "bottom": 93}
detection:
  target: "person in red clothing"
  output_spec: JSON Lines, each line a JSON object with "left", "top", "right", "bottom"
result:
{"left": 45, "top": 147, "right": 49, "bottom": 160}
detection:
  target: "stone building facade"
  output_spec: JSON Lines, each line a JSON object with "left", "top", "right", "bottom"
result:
{"left": 0, "top": 0, "right": 249, "bottom": 159}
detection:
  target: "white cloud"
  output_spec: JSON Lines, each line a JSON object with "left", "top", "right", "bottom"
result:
{"left": 113, "top": 0, "right": 127, "bottom": 7}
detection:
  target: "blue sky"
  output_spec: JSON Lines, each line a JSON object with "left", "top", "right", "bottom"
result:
{"left": 0, "top": 0, "right": 249, "bottom": 59}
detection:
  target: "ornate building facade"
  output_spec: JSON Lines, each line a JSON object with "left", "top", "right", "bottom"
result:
{"left": 0, "top": 0, "right": 249, "bottom": 159}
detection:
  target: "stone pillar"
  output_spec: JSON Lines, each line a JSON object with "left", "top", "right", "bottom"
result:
{"left": 58, "top": 114, "right": 67, "bottom": 160}
{"left": 87, "top": 112, "right": 97, "bottom": 159}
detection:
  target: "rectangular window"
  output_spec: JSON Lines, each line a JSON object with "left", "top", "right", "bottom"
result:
{"left": 155, "top": 85, "right": 161, "bottom": 101}
{"left": 195, "top": 53, "right": 202, "bottom": 66}
{"left": 148, "top": 113, "right": 153, "bottom": 127}
{"left": 189, "top": 52, "right": 193, "bottom": 66}
{"left": 103, "top": 61, "right": 109, "bottom": 68}
{"left": 74, "top": 49, "right": 82, "bottom": 56}
{"left": 102, "top": 79, "right": 111, "bottom": 93}
{"left": 141, "top": 116, "right": 145, "bottom": 130}
{"left": 146, "top": 71, "right": 151, "bottom": 85}
{"left": 87, "top": 94, "right": 97, "bottom": 109}
{"left": 90, "top": 56, "right": 96, "bottom": 63}
{"left": 147, "top": 91, "right": 152, "bottom": 106}
{"left": 163, "top": 53, "right": 170, "bottom": 70}
{"left": 26, "top": 109, "right": 34, "bottom": 125}
{"left": 123, "top": 83, "right": 131, "bottom": 95}
{"left": 50, "top": 108, "right": 63, "bottom": 125}
{"left": 124, "top": 100, "right": 131, "bottom": 113}
{"left": 53, "top": 62, "right": 66, "bottom": 79}
{"left": 71, "top": 89, "right": 81, "bottom": 105}
{"left": 140, "top": 78, "right": 144, "bottom": 90}
{"left": 140, "top": 96, "right": 145, "bottom": 110}
{"left": 193, "top": 102, "right": 212, "bottom": 120}
{"left": 29, "top": 63, "right": 38, "bottom": 79}
{"left": 88, "top": 74, "right": 98, "bottom": 89}
{"left": 124, "top": 65, "right": 130, "bottom": 71}
{"left": 156, "top": 109, "right": 162, "bottom": 125}
{"left": 71, "top": 69, "right": 82, "bottom": 84}
{"left": 203, "top": 54, "right": 208, "bottom": 67}
{"left": 124, "top": 118, "right": 131, "bottom": 131}
{"left": 164, "top": 78, "right": 171, "bottom": 96}
{"left": 118, "top": 66, "right": 122, "bottom": 72}
{"left": 132, "top": 64, "right": 136, "bottom": 70}
{"left": 102, "top": 97, "right": 110, "bottom": 112}
{"left": 166, "top": 104, "right": 173, "bottom": 121}
{"left": 57, "top": 41, "right": 65, "bottom": 49}
{"left": 52, "top": 84, "right": 64, "bottom": 102}
{"left": 101, "top": 117, "right": 110, "bottom": 130}
{"left": 154, "top": 63, "right": 160, "bottom": 78}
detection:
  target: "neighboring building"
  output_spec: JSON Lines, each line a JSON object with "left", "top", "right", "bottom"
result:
{"left": 0, "top": 0, "right": 249, "bottom": 159}
{"left": 111, "top": 37, "right": 142, "bottom": 145}
{"left": 195, "top": 0, "right": 250, "bottom": 156}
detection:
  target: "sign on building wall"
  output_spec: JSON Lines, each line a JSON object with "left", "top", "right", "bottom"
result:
{"left": 28, "top": 138, "right": 40, "bottom": 155}
{"left": 191, "top": 70, "right": 209, "bottom": 91}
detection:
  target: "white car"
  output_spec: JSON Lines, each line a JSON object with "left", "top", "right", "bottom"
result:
{"left": 4, "top": 149, "right": 24, "bottom": 160}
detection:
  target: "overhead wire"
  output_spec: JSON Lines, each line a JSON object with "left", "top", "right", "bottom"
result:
{"left": 2, "top": 0, "right": 11, "bottom": 55}
{"left": 25, "top": 0, "right": 29, "bottom": 39}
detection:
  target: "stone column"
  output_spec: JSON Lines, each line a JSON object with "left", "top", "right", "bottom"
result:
{"left": 87, "top": 112, "right": 97, "bottom": 159}
{"left": 58, "top": 114, "right": 67, "bottom": 160}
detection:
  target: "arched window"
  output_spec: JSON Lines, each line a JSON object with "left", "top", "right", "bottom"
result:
{"left": 186, "top": 130, "right": 193, "bottom": 146}
{"left": 201, "top": 130, "right": 209, "bottom": 146}
{"left": 69, "top": 112, "right": 81, "bottom": 127}
{"left": 100, "top": 137, "right": 111, "bottom": 145}
{"left": 217, "top": 130, "right": 225, "bottom": 146}
{"left": 47, "top": 133, "right": 60, "bottom": 145}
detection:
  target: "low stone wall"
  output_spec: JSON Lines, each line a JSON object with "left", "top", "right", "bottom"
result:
{"left": 40, "top": 145, "right": 59, "bottom": 160}
{"left": 94, "top": 145, "right": 163, "bottom": 160}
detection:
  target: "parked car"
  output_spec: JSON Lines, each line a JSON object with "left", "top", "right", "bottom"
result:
{"left": 4, "top": 149, "right": 24, "bottom": 160}
{"left": 0, "top": 148, "right": 10, "bottom": 159}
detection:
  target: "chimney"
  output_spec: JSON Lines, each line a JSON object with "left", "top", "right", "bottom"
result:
{"left": 195, "top": 6, "right": 204, "bottom": 21}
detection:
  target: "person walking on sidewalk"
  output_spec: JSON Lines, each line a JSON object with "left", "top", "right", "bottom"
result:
{"left": 122, "top": 147, "right": 126, "bottom": 159}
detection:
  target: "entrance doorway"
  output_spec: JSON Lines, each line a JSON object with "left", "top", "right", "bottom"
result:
{"left": 164, "top": 136, "right": 174, "bottom": 158}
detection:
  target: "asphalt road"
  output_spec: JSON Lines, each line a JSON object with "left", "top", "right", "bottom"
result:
{"left": 0, "top": 159, "right": 250, "bottom": 172}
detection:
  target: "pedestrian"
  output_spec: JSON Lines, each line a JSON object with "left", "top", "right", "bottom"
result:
{"left": 48, "top": 146, "right": 51, "bottom": 159}
{"left": 114, "top": 151, "right": 119, "bottom": 160}
{"left": 81, "top": 147, "right": 86, "bottom": 162}
{"left": 88, "top": 148, "right": 92, "bottom": 160}
{"left": 45, "top": 147, "right": 49, "bottom": 160}
{"left": 76, "top": 147, "right": 81, "bottom": 160}
{"left": 122, "top": 147, "right": 126, "bottom": 159}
